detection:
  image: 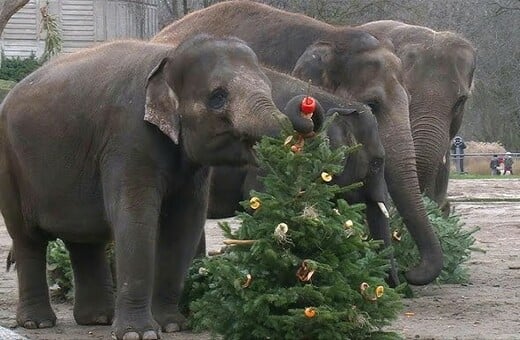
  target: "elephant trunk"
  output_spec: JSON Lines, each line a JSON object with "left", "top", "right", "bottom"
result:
{"left": 410, "top": 100, "right": 451, "bottom": 196}
{"left": 234, "top": 93, "right": 322, "bottom": 141}
{"left": 378, "top": 110, "right": 443, "bottom": 285}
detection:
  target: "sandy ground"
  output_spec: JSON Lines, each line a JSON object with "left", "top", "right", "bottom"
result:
{"left": 1, "top": 178, "right": 519, "bottom": 340}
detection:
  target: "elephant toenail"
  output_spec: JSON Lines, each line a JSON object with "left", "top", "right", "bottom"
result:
{"left": 122, "top": 331, "right": 140, "bottom": 340}
{"left": 143, "top": 330, "right": 159, "bottom": 339}
{"left": 94, "top": 315, "right": 109, "bottom": 324}
{"left": 23, "top": 321, "right": 37, "bottom": 329}
{"left": 164, "top": 323, "right": 180, "bottom": 333}
{"left": 39, "top": 320, "right": 54, "bottom": 328}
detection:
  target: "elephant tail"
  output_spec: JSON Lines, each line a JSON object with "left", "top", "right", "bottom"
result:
{"left": 6, "top": 246, "right": 15, "bottom": 272}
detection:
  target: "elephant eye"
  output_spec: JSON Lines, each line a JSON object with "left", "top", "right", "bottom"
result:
{"left": 369, "top": 158, "right": 383, "bottom": 174}
{"left": 208, "top": 88, "right": 228, "bottom": 110}
{"left": 366, "top": 101, "right": 380, "bottom": 114}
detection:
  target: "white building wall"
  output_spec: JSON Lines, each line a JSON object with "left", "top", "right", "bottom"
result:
{"left": 0, "top": 0, "right": 158, "bottom": 58}
{"left": 0, "top": 0, "right": 43, "bottom": 58}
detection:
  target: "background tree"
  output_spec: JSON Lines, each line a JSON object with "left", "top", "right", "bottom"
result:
{"left": 0, "top": 0, "right": 29, "bottom": 35}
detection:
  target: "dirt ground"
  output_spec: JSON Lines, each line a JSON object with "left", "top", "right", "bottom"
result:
{"left": 1, "top": 178, "right": 519, "bottom": 340}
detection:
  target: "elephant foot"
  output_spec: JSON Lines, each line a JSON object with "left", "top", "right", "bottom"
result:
{"left": 112, "top": 314, "right": 161, "bottom": 340}
{"left": 152, "top": 305, "right": 187, "bottom": 333}
{"left": 440, "top": 200, "right": 451, "bottom": 217}
{"left": 17, "top": 304, "right": 57, "bottom": 329}
{"left": 74, "top": 292, "right": 114, "bottom": 325}
{"left": 74, "top": 310, "right": 114, "bottom": 325}
{"left": 385, "top": 255, "right": 400, "bottom": 288}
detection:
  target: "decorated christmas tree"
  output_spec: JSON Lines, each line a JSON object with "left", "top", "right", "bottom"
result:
{"left": 183, "top": 103, "right": 403, "bottom": 339}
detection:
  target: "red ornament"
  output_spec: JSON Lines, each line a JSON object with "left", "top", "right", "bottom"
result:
{"left": 300, "top": 96, "right": 316, "bottom": 119}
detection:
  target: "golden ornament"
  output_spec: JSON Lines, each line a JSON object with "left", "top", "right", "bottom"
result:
{"left": 249, "top": 197, "right": 261, "bottom": 210}
{"left": 304, "top": 307, "right": 316, "bottom": 318}
{"left": 359, "top": 282, "right": 369, "bottom": 293}
{"left": 321, "top": 172, "right": 332, "bottom": 182}
{"left": 376, "top": 285, "right": 384, "bottom": 298}
{"left": 344, "top": 220, "right": 353, "bottom": 229}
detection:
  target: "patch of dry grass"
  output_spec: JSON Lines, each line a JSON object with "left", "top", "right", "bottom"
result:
{"left": 451, "top": 141, "right": 507, "bottom": 175}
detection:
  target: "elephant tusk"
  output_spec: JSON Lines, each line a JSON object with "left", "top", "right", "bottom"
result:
{"left": 377, "top": 202, "right": 390, "bottom": 219}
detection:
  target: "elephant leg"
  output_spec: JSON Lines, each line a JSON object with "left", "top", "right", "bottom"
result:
{"left": 434, "top": 159, "right": 451, "bottom": 217}
{"left": 0, "top": 172, "right": 56, "bottom": 329}
{"left": 195, "top": 230, "right": 207, "bottom": 258}
{"left": 365, "top": 202, "right": 399, "bottom": 287}
{"left": 103, "top": 170, "right": 162, "bottom": 340}
{"left": 12, "top": 237, "right": 56, "bottom": 329}
{"left": 152, "top": 168, "right": 209, "bottom": 333}
{"left": 65, "top": 241, "right": 114, "bottom": 325}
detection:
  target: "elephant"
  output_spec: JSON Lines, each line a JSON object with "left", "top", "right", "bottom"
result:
{"left": 152, "top": 1, "right": 443, "bottom": 285}
{"left": 0, "top": 35, "right": 321, "bottom": 340}
{"left": 355, "top": 20, "right": 477, "bottom": 213}
{"left": 207, "top": 68, "right": 398, "bottom": 286}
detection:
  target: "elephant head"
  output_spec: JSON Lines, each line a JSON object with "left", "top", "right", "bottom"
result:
{"left": 144, "top": 35, "right": 321, "bottom": 167}
{"left": 293, "top": 38, "right": 443, "bottom": 285}
{"left": 359, "top": 20, "right": 477, "bottom": 207}
{"left": 396, "top": 31, "right": 476, "bottom": 200}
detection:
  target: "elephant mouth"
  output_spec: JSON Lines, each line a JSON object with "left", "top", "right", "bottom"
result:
{"left": 204, "top": 131, "right": 259, "bottom": 166}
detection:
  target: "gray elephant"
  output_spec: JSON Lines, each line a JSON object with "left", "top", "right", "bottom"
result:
{"left": 208, "top": 69, "right": 398, "bottom": 285}
{"left": 0, "top": 35, "right": 320, "bottom": 340}
{"left": 152, "top": 1, "right": 442, "bottom": 285}
{"left": 357, "top": 20, "right": 476, "bottom": 212}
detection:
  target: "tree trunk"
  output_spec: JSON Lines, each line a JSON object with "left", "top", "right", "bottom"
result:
{"left": 182, "top": 0, "right": 188, "bottom": 15}
{"left": 0, "top": 0, "right": 29, "bottom": 36}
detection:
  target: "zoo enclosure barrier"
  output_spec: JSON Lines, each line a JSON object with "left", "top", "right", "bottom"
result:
{"left": 449, "top": 152, "right": 519, "bottom": 175}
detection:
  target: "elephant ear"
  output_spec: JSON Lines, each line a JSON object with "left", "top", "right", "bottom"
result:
{"left": 292, "top": 42, "right": 336, "bottom": 90}
{"left": 144, "top": 57, "right": 181, "bottom": 144}
{"left": 326, "top": 107, "right": 360, "bottom": 146}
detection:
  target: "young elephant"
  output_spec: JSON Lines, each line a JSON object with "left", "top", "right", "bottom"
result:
{"left": 0, "top": 36, "right": 321, "bottom": 340}
{"left": 207, "top": 69, "right": 398, "bottom": 286}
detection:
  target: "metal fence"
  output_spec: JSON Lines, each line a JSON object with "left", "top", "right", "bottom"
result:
{"left": 450, "top": 152, "right": 519, "bottom": 175}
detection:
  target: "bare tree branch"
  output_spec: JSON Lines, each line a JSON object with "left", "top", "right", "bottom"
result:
{"left": 0, "top": 0, "right": 30, "bottom": 35}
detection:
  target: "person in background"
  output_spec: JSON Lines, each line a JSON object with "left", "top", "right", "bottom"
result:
{"left": 497, "top": 154, "right": 505, "bottom": 175}
{"left": 490, "top": 154, "right": 499, "bottom": 175}
{"left": 451, "top": 136, "right": 467, "bottom": 173}
{"left": 504, "top": 152, "right": 514, "bottom": 175}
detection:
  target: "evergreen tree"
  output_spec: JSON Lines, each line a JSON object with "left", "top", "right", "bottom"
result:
{"left": 184, "top": 113, "right": 403, "bottom": 339}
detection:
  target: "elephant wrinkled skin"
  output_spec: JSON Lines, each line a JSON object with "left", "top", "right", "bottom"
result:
{"left": 0, "top": 36, "right": 320, "bottom": 340}
{"left": 358, "top": 20, "right": 476, "bottom": 212}
{"left": 152, "top": 1, "right": 443, "bottom": 285}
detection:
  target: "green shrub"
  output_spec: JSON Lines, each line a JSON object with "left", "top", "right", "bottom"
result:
{"left": 0, "top": 53, "right": 42, "bottom": 82}
{"left": 0, "top": 79, "right": 16, "bottom": 102}
{"left": 46, "top": 240, "right": 116, "bottom": 302}
{"left": 46, "top": 239, "right": 74, "bottom": 302}
{"left": 391, "top": 196, "right": 482, "bottom": 290}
